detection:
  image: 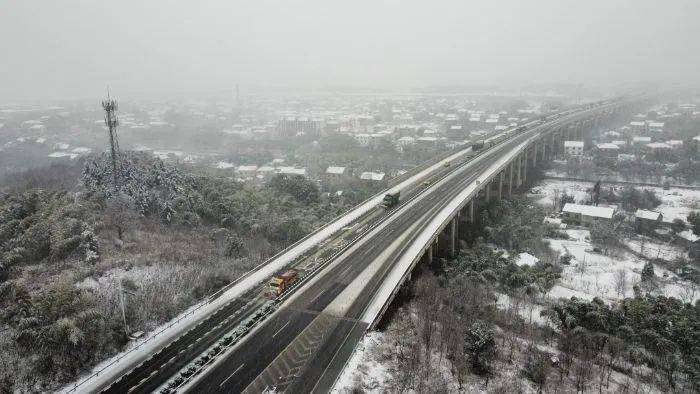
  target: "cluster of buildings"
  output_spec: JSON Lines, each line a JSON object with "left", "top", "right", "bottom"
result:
{"left": 559, "top": 202, "right": 664, "bottom": 234}
{"left": 216, "top": 161, "right": 394, "bottom": 186}
{"left": 265, "top": 104, "right": 533, "bottom": 153}
{"left": 562, "top": 101, "right": 700, "bottom": 162}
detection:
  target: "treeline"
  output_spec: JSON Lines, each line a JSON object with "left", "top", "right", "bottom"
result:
{"left": 544, "top": 294, "right": 700, "bottom": 392}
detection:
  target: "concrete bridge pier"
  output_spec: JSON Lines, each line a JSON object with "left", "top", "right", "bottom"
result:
{"left": 522, "top": 150, "right": 528, "bottom": 184}
{"left": 498, "top": 171, "right": 504, "bottom": 201}
{"left": 449, "top": 217, "right": 458, "bottom": 257}
{"left": 508, "top": 161, "right": 514, "bottom": 196}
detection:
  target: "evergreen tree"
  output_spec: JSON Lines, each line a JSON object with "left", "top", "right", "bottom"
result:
{"left": 641, "top": 261, "right": 655, "bottom": 283}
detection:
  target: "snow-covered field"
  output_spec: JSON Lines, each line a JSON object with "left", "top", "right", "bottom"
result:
{"left": 530, "top": 179, "right": 594, "bottom": 207}
{"left": 528, "top": 178, "right": 699, "bottom": 304}
{"left": 546, "top": 229, "right": 698, "bottom": 304}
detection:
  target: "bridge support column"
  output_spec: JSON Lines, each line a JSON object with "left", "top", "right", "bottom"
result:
{"left": 516, "top": 155, "right": 522, "bottom": 188}
{"left": 498, "top": 171, "right": 504, "bottom": 200}
{"left": 508, "top": 162, "right": 514, "bottom": 196}
{"left": 485, "top": 181, "right": 491, "bottom": 202}
{"left": 541, "top": 141, "right": 547, "bottom": 161}
{"left": 427, "top": 243, "right": 433, "bottom": 265}
{"left": 532, "top": 145, "right": 537, "bottom": 167}
{"left": 522, "top": 150, "right": 528, "bottom": 184}
{"left": 449, "top": 217, "right": 457, "bottom": 257}
{"left": 468, "top": 199, "right": 474, "bottom": 223}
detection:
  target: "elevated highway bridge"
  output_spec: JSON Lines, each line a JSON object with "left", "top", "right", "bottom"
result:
{"left": 71, "top": 97, "right": 642, "bottom": 394}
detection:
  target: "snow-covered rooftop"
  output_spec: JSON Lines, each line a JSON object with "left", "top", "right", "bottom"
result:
{"left": 326, "top": 166, "right": 346, "bottom": 175}
{"left": 646, "top": 142, "right": 671, "bottom": 149}
{"left": 564, "top": 140, "right": 584, "bottom": 147}
{"left": 635, "top": 209, "right": 662, "bottom": 221}
{"left": 216, "top": 161, "right": 235, "bottom": 169}
{"left": 360, "top": 171, "right": 385, "bottom": 181}
{"left": 562, "top": 203, "right": 615, "bottom": 219}
{"left": 596, "top": 143, "right": 619, "bottom": 150}
{"left": 278, "top": 167, "right": 307, "bottom": 176}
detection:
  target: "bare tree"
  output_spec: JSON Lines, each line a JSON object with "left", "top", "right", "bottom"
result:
{"left": 104, "top": 192, "right": 135, "bottom": 241}
{"left": 614, "top": 268, "right": 628, "bottom": 298}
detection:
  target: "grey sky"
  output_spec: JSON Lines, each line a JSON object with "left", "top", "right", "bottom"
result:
{"left": 1, "top": 0, "right": 698, "bottom": 100}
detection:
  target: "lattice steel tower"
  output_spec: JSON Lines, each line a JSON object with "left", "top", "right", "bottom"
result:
{"left": 102, "top": 90, "right": 120, "bottom": 188}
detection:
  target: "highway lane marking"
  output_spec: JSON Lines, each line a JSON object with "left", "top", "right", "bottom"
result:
{"left": 272, "top": 321, "right": 290, "bottom": 338}
{"left": 220, "top": 363, "right": 245, "bottom": 387}
{"left": 338, "top": 264, "right": 354, "bottom": 279}
{"left": 310, "top": 288, "right": 326, "bottom": 303}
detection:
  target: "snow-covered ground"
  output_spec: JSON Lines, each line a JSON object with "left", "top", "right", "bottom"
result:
{"left": 496, "top": 293, "right": 549, "bottom": 326}
{"left": 530, "top": 179, "right": 594, "bottom": 207}
{"left": 331, "top": 331, "right": 391, "bottom": 393}
{"left": 546, "top": 229, "right": 698, "bottom": 304}
{"left": 625, "top": 237, "right": 687, "bottom": 261}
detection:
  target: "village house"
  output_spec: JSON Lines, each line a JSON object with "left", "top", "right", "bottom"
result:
{"left": 561, "top": 203, "right": 615, "bottom": 226}
{"left": 634, "top": 209, "right": 663, "bottom": 233}
{"left": 564, "top": 140, "right": 584, "bottom": 156}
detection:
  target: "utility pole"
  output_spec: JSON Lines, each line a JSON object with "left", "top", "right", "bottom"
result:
{"left": 117, "top": 276, "right": 137, "bottom": 337}
{"left": 102, "top": 89, "right": 120, "bottom": 188}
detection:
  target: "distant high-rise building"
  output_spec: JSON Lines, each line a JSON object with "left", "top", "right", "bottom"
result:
{"left": 277, "top": 116, "right": 324, "bottom": 137}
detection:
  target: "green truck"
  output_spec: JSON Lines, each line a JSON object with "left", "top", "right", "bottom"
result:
{"left": 382, "top": 191, "right": 400, "bottom": 209}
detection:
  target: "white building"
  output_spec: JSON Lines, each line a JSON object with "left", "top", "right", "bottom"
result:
{"left": 646, "top": 142, "right": 672, "bottom": 150}
{"left": 564, "top": 140, "right": 584, "bottom": 156}
{"left": 396, "top": 136, "right": 416, "bottom": 147}
{"left": 596, "top": 143, "right": 620, "bottom": 153}
{"left": 354, "top": 133, "right": 371, "bottom": 146}
{"left": 325, "top": 166, "right": 346, "bottom": 176}
{"left": 630, "top": 121, "right": 646, "bottom": 132}
{"left": 617, "top": 154, "right": 636, "bottom": 162}
{"left": 648, "top": 122, "right": 665, "bottom": 132}
{"left": 277, "top": 167, "right": 307, "bottom": 176}
{"left": 632, "top": 136, "right": 652, "bottom": 145}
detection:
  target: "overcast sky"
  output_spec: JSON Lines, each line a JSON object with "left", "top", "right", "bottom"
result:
{"left": 1, "top": 0, "right": 698, "bottom": 100}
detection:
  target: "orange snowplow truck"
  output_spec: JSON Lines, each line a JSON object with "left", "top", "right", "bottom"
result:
{"left": 267, "top": 269, "right": 299, "bottom": 298}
